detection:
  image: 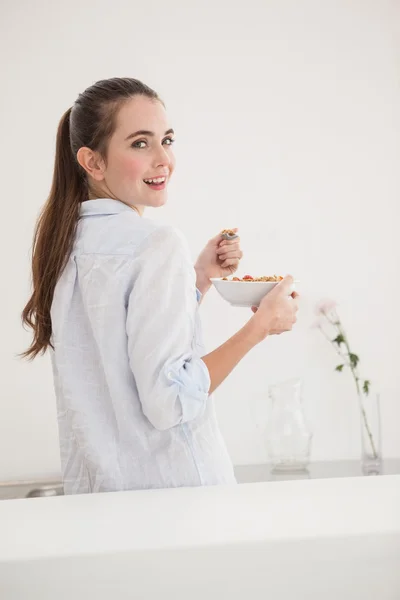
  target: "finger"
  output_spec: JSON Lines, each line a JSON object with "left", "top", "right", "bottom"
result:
{"left": 218, "top": 249, "right": 243, "bottom": 261}
{"left": 218, "top": 237, "right": 241, "bottom": 249}
{"left": 275, "top": 274, "right": 294, "bottom": 295}
{"left": 216, "top": 241, "right": 240, "bottom": 254}
{"left": 291, "top": 291, "right": 300, "bottom": 302}
{"left": 217, "top": 248, "right": 241, "bottom": 260}
{"left": 221, "top": 258, "right": 240, "bottom": 269}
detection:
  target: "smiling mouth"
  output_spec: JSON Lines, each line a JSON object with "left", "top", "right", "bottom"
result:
{"left": 143, "top": 176, "right": 167, "bottom": 185}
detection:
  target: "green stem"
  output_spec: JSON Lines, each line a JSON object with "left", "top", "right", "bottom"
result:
{"left": 323, "top": 313, "right": 378, "bottom": 459}
{"left": 319, "top": 326, "right": 349, "bottom": 364}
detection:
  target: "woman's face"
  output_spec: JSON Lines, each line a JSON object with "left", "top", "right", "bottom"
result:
{"left": 94, "top": 95, "right": 175, "bottom": 214}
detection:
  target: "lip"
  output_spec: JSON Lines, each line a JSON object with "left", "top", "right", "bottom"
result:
{"left": 144, "top": 179, "right": 167, "bottom": 191}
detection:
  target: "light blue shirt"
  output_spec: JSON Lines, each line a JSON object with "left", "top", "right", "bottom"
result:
{"left": 50, "top": 198, "right": 236, "bottom": 494}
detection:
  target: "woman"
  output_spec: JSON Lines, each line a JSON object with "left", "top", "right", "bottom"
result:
{"left": 21, "top": 77, "right": 299, "bottom": 494}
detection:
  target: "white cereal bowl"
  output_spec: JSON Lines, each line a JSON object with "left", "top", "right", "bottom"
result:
{"left": 210, "top": 278, "right": 281, "bottom": 308}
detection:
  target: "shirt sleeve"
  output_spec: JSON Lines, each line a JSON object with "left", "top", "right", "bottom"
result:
{"left": 126, "top": 226, "right": 211, "bottom": 431}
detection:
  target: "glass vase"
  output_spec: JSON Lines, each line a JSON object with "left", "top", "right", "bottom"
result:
{"left": 265, "top": 378, "right": 313, "bottom": 472}
{"left": 359, "top": 387, "right": 382, "bottom": 475}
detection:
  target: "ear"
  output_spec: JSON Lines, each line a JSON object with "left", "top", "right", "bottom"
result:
{"left": 76, "top": 147, "right": 106, "bottom": 181}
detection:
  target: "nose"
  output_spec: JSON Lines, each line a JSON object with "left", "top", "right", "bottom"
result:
{"left": 153, "top": 145, "right": 172, "bottom": 169}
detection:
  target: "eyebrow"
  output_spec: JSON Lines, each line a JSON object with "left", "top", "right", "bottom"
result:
{"left": 125, "top": 128, "right": 174, "bottom": 141}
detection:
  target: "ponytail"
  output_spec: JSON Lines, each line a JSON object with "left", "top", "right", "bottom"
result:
{"left": 21, "top": 107, "right": 87, "bottom": 360}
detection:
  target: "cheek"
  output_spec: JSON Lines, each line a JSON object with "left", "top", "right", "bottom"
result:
{"left": 169, "top": 153, "right": 176, "bottom": 173}
{"left": 110, "top": 152, "right": 147, "bottom": 183}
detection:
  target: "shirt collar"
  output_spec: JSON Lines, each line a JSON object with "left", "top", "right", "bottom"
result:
{"left": 79, "top": 199, "right": 139, "bottom": 217}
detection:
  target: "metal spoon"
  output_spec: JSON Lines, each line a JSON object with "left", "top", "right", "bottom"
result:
{"left": 221, "top": 231, "right": 239, "bottom": 241}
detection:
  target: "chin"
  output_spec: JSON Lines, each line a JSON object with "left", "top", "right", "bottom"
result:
{"left": 149, "top": 193, "right": 168, "bottom": 208}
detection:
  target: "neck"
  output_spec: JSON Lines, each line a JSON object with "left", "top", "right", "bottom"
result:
{"left": 131, "top": 204, "right": 143, "bottom": 217}
{"left": 87, "top": 191, "right": 143, "bottom": 217}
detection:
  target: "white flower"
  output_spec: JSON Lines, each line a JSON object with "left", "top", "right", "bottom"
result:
{"left": 315, "top": 298, "right": 338, "bottom": 316}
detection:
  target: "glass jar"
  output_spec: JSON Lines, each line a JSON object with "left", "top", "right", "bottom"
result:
{"left": 266, "top": 378, "right": 313, "bottom": 472}
{"left": 359, "top": 385, "right": 382, "bottom": 475}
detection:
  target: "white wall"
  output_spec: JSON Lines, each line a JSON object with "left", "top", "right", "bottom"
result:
{"left": 1, "top": 0, "right": 399, "bottom": 481}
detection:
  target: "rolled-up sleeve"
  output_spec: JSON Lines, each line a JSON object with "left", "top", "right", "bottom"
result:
{"left": 126, "top": 226, "right": 210, "bottom": 431}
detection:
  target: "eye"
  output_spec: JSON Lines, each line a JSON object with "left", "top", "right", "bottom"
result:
{"left": 131, "top": 140, "right": 147, "bottom": 149}
{"left": 163, "top": 137, "right": 175, "bottom": 146}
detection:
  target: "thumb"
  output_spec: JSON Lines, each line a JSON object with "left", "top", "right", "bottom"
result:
{"left": 274, "top": 274, "right": 295, "bottom": 295}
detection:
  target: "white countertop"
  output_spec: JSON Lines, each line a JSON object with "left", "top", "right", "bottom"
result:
{"left": 2, "top": 474, "right": 400, "bottom": 563}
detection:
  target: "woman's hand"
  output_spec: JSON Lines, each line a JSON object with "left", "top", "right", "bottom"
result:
{"left": 249, "top": 275, "right": 299, "bottom": 342}
{"left": 194, "top": 228, "right": 243, "bottom": 296}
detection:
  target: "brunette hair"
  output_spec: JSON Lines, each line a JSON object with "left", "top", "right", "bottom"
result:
{"left": 21, "top": 77, "right": 160, "bottom": 360}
